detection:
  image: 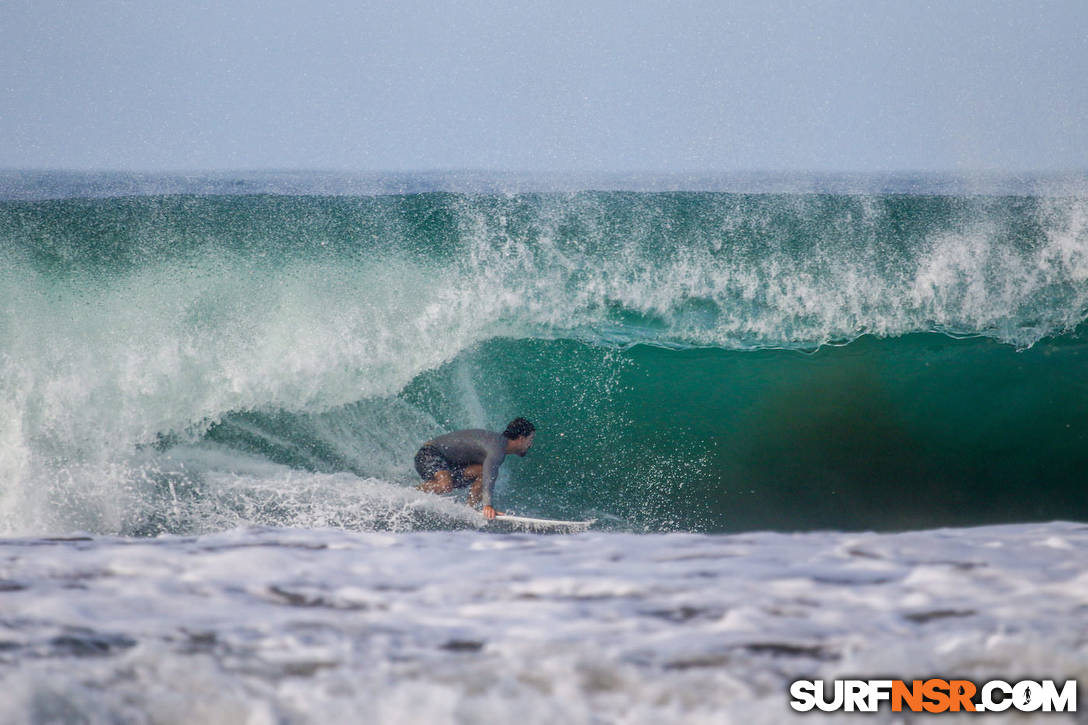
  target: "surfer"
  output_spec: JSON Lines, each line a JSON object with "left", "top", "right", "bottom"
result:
{"left": 414, "top": 418, "right": 536, "bottom": 520}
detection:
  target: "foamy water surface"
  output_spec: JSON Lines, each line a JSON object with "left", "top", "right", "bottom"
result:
{"left": 1, "top": 522, "right": 1085, "bottom": 724}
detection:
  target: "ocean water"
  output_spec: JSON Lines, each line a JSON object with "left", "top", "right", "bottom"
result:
{"left": 1, "top": 172, "right": 1086, "bottom": 722}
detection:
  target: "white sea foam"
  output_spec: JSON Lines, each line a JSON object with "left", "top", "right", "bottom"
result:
{"left": 0, "top": 251, "right": 503, "bottom": 534}
{"left": 0, "top": 522, "right": 1084, "bottom": 723}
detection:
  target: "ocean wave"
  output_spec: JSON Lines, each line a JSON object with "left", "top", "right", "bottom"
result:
{"left": 2, "top": 191, "right": 1087, "bottom": 535}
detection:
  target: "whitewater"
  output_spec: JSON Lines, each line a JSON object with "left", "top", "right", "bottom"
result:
{"left": 0, "top": 171, "right": 1086, "bottom": 723}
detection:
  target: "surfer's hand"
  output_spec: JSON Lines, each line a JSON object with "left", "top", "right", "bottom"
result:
{"left": 482, "top": 506, "right": 502, "bottom": 520}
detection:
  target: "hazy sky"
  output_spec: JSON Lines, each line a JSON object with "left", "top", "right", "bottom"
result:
{"left": 2, "top": 0, "right": 1086, "bottom": 172}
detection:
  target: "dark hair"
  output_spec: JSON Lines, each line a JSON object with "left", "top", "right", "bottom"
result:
{"left": 502, "top": 417, "right": 536, "bottom": 440}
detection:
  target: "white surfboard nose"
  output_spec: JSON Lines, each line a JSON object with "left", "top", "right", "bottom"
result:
{"left": 488, "top": 513, "right": 596, "bottom": 533}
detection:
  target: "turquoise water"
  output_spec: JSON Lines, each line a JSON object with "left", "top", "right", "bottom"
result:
{"left": 2, "top": 182, "right": 1087, "bottom": 534}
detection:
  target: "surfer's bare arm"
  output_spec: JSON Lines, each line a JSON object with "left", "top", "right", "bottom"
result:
{"left": 479, "top": 452, "right": 504, "bottom": 519}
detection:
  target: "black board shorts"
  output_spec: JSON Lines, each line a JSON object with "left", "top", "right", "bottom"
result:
{"left": 414, "top": 445, "right": 470, "bottom": 488}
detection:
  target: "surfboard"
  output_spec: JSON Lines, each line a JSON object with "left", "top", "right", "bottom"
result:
{"left": 487, "top": 513, "right": 596, "bottom": 533}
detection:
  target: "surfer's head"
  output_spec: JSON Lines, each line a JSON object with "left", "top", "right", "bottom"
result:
{"left": 503, "top": 418, "right": 536, "bottom": 456}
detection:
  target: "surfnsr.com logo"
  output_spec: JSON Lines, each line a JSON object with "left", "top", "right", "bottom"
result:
{"left": 790, "top": 679, "right": 1077, "bottom": 713}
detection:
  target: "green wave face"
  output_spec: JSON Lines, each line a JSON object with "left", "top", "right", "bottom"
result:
{"left": 2, "top": 191, "right": 1086, "bottom": 534}
{"left": 206, "top": 333, "right": 1088, "bottom": 533}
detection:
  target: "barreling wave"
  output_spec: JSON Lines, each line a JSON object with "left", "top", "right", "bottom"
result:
{"left": 1, "top": 188, "right": 1087, "bottom": 535}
